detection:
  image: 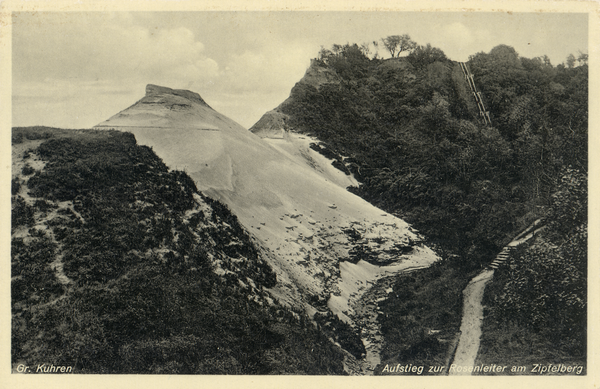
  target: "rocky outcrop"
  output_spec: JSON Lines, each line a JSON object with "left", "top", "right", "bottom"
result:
{"left": 301, "top": 58, "right": 342, "bottom": 88}
{"left": 145, "top": 84, "right": 212, "bottom": 108}
{"left": 249, "top": 110, "right": 289, "bottom": 139}
{"left": 250, "top": 59, "right": 340, "bottom": 138}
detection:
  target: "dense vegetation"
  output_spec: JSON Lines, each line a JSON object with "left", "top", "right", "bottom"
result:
{"left": 264, "top": 42, "right": 587, "bottom": 369}
{"left": 375, "top": 262, "right": 470, "bottom": 374}
{"left": 11, "top": 127, "right": 345, "bottom": 374}
{"left": 477, "top": 167, "right": 586, "bottom": 373}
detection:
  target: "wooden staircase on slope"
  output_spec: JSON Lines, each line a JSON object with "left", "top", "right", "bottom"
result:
{"left": 488, "top": 246, "right": 514, "bottom": 270}
{"left": 458, "top": 62, "right": 492, "bottom": 126}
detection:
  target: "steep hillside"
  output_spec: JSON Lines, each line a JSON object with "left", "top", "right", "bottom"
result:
{"left": 12, "top": 40, "right": 586, "bottom": 374}
{"left": 252, "top": 44, "right": 586, "bottom": 264}
{"left": 251, "top": 43, "right": 587, "bottom": 371}
{"left": 476, "top": 168, "right": 586, "bottom": 374}
{"left": 11, "top": 127, "right": 346, "bottom": 374}
{"left": 95, "top": 84, "right": 438, "bottom": 335}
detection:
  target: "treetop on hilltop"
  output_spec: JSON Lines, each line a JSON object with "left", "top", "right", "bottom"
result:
{"left": 381, "top": 34, "right": 417, "bottom": 58}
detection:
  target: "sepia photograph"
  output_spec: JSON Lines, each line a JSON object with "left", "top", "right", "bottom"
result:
{"left": 2, "top": 1, "right": 597, "bottom": 388}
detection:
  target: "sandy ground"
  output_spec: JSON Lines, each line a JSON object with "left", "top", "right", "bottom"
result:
{"left": 95, "top": 86, "right": 440, "bottom": 334}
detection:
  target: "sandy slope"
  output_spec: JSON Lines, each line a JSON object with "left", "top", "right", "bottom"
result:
{"left": 262, "top": 131, "right": 359, "bottom": 190}
{"left": 95, "top": 84, "right": 439, "bottom": 324}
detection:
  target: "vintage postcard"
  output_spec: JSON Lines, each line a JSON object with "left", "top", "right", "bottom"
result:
{"left": 1, "top": 1, "right": 598, "bottom": 388}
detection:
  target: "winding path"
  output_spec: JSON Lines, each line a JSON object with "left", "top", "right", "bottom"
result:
{"left": 448, "top": 220, "right": 544, "bottom": 375}
{"left": 449, "top": 269, "right": 494, "bottom": 374}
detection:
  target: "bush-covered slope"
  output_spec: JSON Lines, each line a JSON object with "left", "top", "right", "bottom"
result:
{"left": 476, "top": 168, "right": 586, "bottom": 373}
{"left": 252, "top": 42, "right": 587, "bottom": 370}
{"left": 255, "top": 43, "right": 586, "bottom": 265}
{"left": 11, "top": 127, "right": 345, "bottom": 374}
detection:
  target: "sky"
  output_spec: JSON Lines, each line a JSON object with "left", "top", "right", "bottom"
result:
{"left": 11, "top": 11, "right": 588, "bottom": 129}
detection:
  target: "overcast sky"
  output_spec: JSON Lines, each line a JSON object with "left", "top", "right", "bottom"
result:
{"left": 12, "top": 11, "right": 588, "bottom": 129}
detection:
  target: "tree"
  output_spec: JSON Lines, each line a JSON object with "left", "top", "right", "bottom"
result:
{"left": 407, "top": 43, "right": 448, "bottom": 68}
{"left": 318, "top": 43, "right": 370, "bottom": 79}
{"left": 577, "top": 51, "right": 588, "bottom": 66}
{"left": 381, "top": 34, "right": 417, "bottom": 58}
{"left": 535, "top": 54, "right": 552, "bottom": 67}
{"left": 566, "top": 53, "right": 576, "bottom": 68}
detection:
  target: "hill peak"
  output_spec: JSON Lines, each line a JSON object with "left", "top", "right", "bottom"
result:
{"left": 145, "top": 84, "right": 212, "bottom": 109}
{"left": 94, "top": 84, "right": 239, "bottom": 130}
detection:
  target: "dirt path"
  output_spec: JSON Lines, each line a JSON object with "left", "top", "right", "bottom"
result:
{"left": 449, "top": 220, "right": 543, "bottom": 375}
{"left": 448, "top": 269, "right": 494, "bottom": 375}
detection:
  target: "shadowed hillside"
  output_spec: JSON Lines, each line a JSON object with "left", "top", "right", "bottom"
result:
{"left": 11, "top": 127, "right": 346, "bottom": 374}
{"left": 251, "top": 42, "right": 587, "bottom": 371}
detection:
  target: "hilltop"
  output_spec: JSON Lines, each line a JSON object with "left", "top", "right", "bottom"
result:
{"left": 95, "top": 85, "right": 438, "bottom": 323}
